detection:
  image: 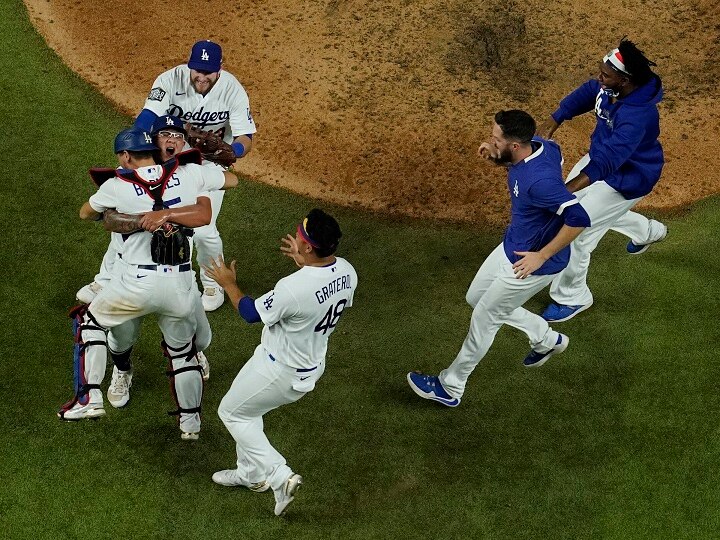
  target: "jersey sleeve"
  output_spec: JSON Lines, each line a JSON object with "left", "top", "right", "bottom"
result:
{"left": 254, "top": 281, "right": 300, "bottom": 327}
{"left": 528, "top": 178, "right": 578, "bottom": 215}
{"left": 346, "top": 266, "right": 358, "bottom": 307}
{"left": 197, "top": 164, "right": 226, "bottom": 192}
{"left": 141, "top": 70, "right": 174, "bottom": 117}
{"left": 88, "top": 179, "right": 118, "bottom": 213}
{"left": 552, "top": 80, "right": 600, "bottom": 124}
{"left": 227, "top": 79, "right": 257, "bottom": 137}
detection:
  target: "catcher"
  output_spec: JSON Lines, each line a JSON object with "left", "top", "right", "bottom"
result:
{"left": 59, "top": 127, "right": 238, "bottom": 442}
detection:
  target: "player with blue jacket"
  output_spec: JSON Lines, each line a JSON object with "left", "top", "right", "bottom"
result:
{"left": 538, "top": 39, "right": 668, "bottom": 322}
{"left": 408, "top": 110, "right": 591, "bottom": 407}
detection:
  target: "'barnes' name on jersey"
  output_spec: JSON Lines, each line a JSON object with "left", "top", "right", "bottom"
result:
{"left": 315, "top": 274, "right": 353, "bottom": 304}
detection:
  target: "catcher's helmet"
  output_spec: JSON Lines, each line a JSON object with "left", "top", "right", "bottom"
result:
{"left": 151, "top": 115, "right": 187, "bottom": 137}
{"left": 114, "top": 128, "right": 158, "bottom": 153}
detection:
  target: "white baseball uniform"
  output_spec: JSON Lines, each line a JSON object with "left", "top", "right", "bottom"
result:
{"left": 142, "top": 65, "right": 256, "bottom": 291}
{"left": 62, "top": 162, "right": 225, "bottom": 434}
{"left": 218, "top": 258, "right": 357, "bottom": 490}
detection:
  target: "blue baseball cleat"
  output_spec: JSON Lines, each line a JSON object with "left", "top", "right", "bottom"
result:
{"left": 523, "top": 333, "right": 569, "bottom": 367}
{"left": 406, "top": 372, "right": 460, "bottom": 407}
{"left": 541, "top": 301, "right": 593, "bottom": 323}
{"left": 626, "top": 226, "right": 668, "bottom": 255}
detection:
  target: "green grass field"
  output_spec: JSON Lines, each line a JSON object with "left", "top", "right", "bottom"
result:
{"left": 2, "top": 2, "right": 719, "bottom": 538}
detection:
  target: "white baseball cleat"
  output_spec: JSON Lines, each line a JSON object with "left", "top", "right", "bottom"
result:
{"left": 107, "top": 366, "right": 133, "bottom": 408}
{"left": 181, "top": 431, "right": 200, "bottom": 441}
{"left": 274, "top": 473, "right": 303, "bottom": 516}
{"left": 196, "top": 351, "right": 210, "bottom": 381}
{"left": 212, "top": 469, "right": 270, "bottom": 492}
{"left": 201, "top": 287, "right": 224, "bottom": 312}
{"left": 58, "top": 401, "right": 106, "bottom": 421}
{"left": 76, "top": 281, "right": 103, "bottom": 304}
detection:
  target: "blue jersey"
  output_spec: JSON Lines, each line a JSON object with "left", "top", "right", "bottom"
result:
{"left": 551, "top": 76, "right": 664, "bottom": 199}
{"left": 503, "top": 138, "right": 580, "bottom": 275}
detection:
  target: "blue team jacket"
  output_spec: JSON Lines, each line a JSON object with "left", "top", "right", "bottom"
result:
{"left": 551, "top": 76, "right": 664, "bottom": 199}
{"left": 503, "top": 138, "right": 582, "bottom": 275}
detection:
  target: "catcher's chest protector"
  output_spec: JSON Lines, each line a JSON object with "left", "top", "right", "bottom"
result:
{"left": 116, "top": 160, "right": 194, "bottom": 265}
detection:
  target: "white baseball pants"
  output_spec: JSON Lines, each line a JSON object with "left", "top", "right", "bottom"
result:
{"left": 194, "top": 189, "right": 225, "bottom": 290}
{"left": 218, "top": 345, "right": 325, "bottom": 490}
{"left": 439, "top": 243, "right": 561, "bottom": 399}
{"left": 82, "top": 259, "right": 204, "bottom": 433}
{"left": 549, "top": 155, "right": 664, "bottom": 306}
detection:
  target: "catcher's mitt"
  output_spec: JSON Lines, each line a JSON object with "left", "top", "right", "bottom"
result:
{"left": 185, "top": 124, "right": 237, "bottom": 167}
{"left": 151, "top": 223, "right": 194, "bottom": 265}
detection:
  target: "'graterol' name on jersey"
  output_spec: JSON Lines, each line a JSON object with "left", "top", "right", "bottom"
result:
{"left": 315, "top": 274, "right": 353, "bottom": 304}
{"left": 166, "top": 105, "right": 230, "bottom": 129}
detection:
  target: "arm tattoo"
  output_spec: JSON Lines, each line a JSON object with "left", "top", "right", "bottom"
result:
{"left": 102, "top": 209, "right": 143, "bottom": 233}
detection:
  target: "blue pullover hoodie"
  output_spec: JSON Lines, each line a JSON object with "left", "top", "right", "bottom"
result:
{"left": 551, "top": 76, "right": 664, "bottom": 199}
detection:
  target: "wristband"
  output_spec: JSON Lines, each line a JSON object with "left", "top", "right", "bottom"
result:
{"left": 231, "top": 142, "right": 245, "bottom": 157}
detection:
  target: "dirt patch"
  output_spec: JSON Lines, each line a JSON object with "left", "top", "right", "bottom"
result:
{"left": 24, "top": 0, "right": 720, "bottom": 225}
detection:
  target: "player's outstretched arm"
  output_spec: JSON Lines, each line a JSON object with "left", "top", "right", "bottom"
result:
{"left": 203, "top": 255, "right": 246, "bottom": 309}
{"left": 139, "top": 196, "right": 212, "bottom": 231}
{"left": 536, "top": 116, "right": 560, "bottom": 139}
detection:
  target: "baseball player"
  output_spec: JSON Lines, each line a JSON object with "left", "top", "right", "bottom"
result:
{"left": 407, "top": 110, "right": 591, "bottom": 407}
{"left": 135, "top": 39, "right": 256, "bottom": 311}
{"left": 58, "top": 127, "right": 238, "bottom": 441}
{"left": 104, "top": 116, "right": 215, "bottom": 411}
{"left": 536, "top": 38, "right": 667, "bottom": 322}
{"left": 204, "top": 209, "right": 357, "bottom": 516}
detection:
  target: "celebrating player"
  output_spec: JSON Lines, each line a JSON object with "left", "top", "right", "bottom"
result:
{"left": 104, "top": 115, "right": 214, "bottom": 411}
{"left": 204, "top": 209, "right": 357, "bottom": 517}
{"left": 407, "top": 110, "right": 591, "bottom": 407}
{"left": 59, "top": 127, "right": 238, "bottom": 441}
{"left": 536, "top": 38, "right": 667, "bottom": 322}
{"left": 77, "top": 40, "right": 256, "bottom": 311}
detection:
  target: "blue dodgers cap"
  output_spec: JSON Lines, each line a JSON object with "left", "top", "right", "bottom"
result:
{"left": 114, "top": 128, "right": 158, "bottom": 153}
{"left": 188, "top": 40, "right": 222, "bottom": 72}
{"left": 150, "top": 115, "right": 187, "bottom": 136}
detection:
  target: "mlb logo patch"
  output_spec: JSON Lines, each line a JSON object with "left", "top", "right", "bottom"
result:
{"left": 148, "top": 87, "right": 166, "bottom": 102}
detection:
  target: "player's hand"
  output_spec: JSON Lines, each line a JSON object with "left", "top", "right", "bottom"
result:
{"left": 536, "top": 116, "right": 560, "bottom": 139}
{"left": 512, "top": 251, "right": 548, "bottom": 279}
{"left": 140, "top": 210, "right": 170, "bottom": 231}
{"left": 202, "top": 255, "right": 237, "bottom": 288}
{"left": 477, "top": 142, "right": 499, "bottom": 161}
{"left": 281, "top": 234, "right": 305, "bottom": 268}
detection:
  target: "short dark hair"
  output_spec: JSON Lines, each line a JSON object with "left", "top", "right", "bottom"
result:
{"left": 618, "top": 38, "right": 657, "bottom": 86}
{"left": 494, "top": 110, "right": 536, "bottom": 143}
{"left": 305, "top": 208, "right": 342, "bottom": 257}
{"left": 125, "top": 150, "right": 155, "bottom": 160}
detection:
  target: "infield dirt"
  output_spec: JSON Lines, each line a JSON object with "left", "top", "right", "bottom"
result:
{"left": 24, "top": 0, "right": 720, "bottom": 225}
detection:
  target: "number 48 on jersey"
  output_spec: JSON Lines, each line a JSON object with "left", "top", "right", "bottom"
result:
{"left": 314, "top": 300, "right": 347, "bottom": 335}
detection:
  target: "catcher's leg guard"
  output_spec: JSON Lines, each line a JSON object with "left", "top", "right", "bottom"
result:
{"left": 163, "top": 339, "right": 203, "bottom": 436}
{"left": 58, "top": 304, "right": 108, "bottom": 419}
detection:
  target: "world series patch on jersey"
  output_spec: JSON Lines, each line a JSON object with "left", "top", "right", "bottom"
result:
{"left": 142, "top": 65, "right": 256, "bottom": 144}
{"left": 255, "top": 257, "right": 358, "bottom": 370}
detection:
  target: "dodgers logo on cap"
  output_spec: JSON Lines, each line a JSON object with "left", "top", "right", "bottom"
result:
{"left": 188, "top": 40, "right": 222, "bottom": 72}
{"left": 151, "top": 115, "right": 187, "bottom": 136}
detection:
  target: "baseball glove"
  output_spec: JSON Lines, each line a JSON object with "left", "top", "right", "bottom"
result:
{"left": 185, "top": 124, "right": 237, "bottom": 167}
{"left": 151, "top": 223, "right": 194, "bottom": 265}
